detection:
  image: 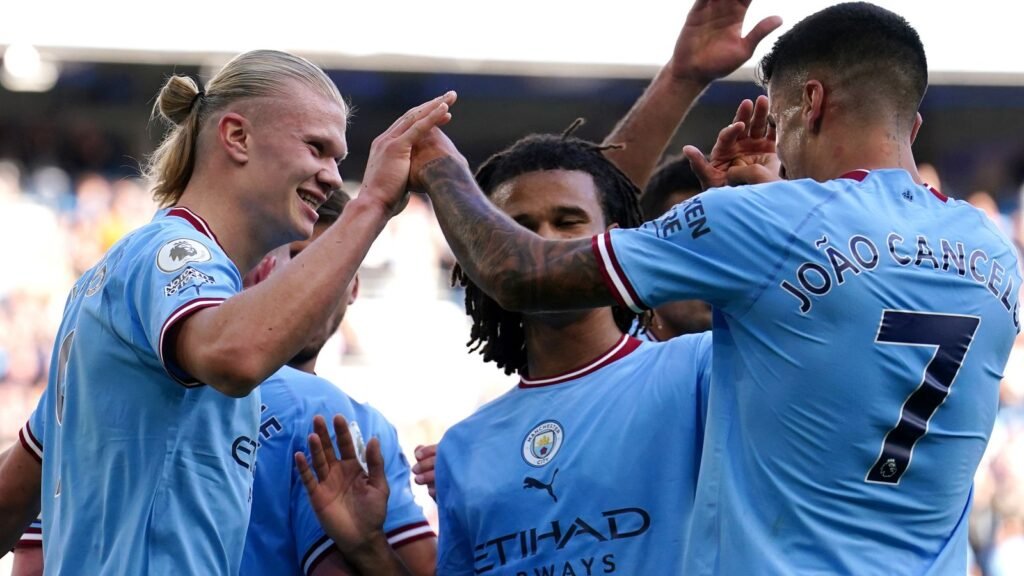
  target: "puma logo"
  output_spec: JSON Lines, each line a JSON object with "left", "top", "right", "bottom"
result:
{"left": 523, "top": 468, "right": 559, "bottom": 502}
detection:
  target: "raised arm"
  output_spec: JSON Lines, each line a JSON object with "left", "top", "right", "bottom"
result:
{"left": 412, "top": 132, "right": 614, "bottom": 314}
{"left": 175, "top": 95, "right": 454, "bottom": 397}
{"left": 603, "top": 0, "right": 781, "bottom": 188}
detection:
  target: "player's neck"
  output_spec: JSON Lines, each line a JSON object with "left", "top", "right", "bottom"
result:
{"left": 522, "top": 308, "right": 624, "bottom": 380}
{"left": 816, "top": 124, "right": 922, "bottom": 184}
{"left": 176, "top": 182, "right": 272, "bottom": 274}
{"left": 291, "top": 357, "right": 317, "bottom": 375}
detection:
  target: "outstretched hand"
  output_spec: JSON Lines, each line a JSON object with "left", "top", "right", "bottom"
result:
{"left": 295, "top": 414, "right": 390, "bottom": 556}
{"left": 412, "top": 444, "right": 438, "bottom": 501}
{"left": 361, "top": 92, "right": 458, "bottom": 217}
{"left": 683, "top": 95, "right": 781, "bottom": 189}
{"left": 669, "top": 0, "right": 782, "bottom": 84}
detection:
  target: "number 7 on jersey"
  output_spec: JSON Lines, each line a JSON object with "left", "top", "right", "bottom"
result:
{"left": 866, "top": 310, "right": 980, "bottom": 485}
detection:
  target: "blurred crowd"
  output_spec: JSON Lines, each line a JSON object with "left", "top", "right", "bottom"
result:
{"left": 3, "top": 155, "right": 1024, "bottom": 573}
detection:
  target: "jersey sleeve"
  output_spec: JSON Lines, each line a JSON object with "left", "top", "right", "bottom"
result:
{"left": 435, "top": 436, "right": 475, "bottom": 576}
{"left": 14, "top": 517, "right": 42, "bottom": 549}
{"left": 19, "top": 391, "right": 46, "bottom": 463}
{"left": 128, "top": 229, "right": 242, "bottom": 386}
{"left": 368, "top": 410, "right": 434, "bottom": 549}
{"left": 594, "top": 183, "right": 797, "bottom": 315}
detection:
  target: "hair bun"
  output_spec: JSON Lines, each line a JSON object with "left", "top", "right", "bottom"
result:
{"left": 156, "top": 75, "right": 202, "bottom": 126}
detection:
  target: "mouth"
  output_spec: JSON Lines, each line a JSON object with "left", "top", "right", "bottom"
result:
{"left": 297, "top": 189, "right": 326, "bottom": 212}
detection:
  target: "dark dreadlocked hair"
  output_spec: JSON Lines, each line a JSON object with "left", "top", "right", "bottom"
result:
{"left": 452, "top": 120, "right": 644, "bottom": 375}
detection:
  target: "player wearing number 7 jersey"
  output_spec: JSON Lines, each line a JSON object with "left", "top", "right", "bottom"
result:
{"left": 409, "top": 3, "right": 1020, "bottom": 574}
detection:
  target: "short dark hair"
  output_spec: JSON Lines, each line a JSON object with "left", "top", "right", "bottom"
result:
{"left": 316, "top": 188, "right": 351, "bottom": 226}
{"left": 454, "top": 132, "right": 643, "bottom": 375}
{"left": 641, "top": 155, "right": 702, "bottom": 220}
{"left": 758, "top": 2, "right": 927, "bottom": 116}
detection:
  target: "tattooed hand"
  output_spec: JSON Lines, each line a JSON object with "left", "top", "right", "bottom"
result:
{"left": 409, "top": 127, "right": 471, "bottom": 194}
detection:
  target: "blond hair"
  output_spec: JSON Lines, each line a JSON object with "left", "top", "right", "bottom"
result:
{"left": 146, "top": 50, "right": 345, "bottom": 207}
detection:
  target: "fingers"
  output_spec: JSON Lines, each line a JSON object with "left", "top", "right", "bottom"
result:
{"left": 313, "top": 415, "right": 339, "bottom": 468}
{"left": 743, "top": 15, "right": 784, "bottom": 53}
{"left": 295, "top": 451, "right": 318, "bottom": 495}
{"left": 394, "top": 106, "right": 453, "bottom": 150}
{"left": 414, "top": 444, "right": 437, "bottom": 463}
{"left": 331, "top": 414, "right": 358, "bottom": 462}
{"left": 731, "top": 99, "right": 754, "bottom": 127}
{"left": 715, "top": 121, "right": 747, "bottom": 154}
{"left": 306, "top": 430, "right": 331, "bottom": 484}
{"left": 682, "top": 145, "right": 723, "bottom": 191}
{"left": 365, "top": 438, "right": 388, "bottom": 493}
{"left": 387, "top": 91, "right": 458, "bottom": 137}
{"left": 748, "top": 95, "right": 771, "bottom": 140}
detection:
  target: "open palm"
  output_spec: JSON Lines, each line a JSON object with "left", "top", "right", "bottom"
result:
{"left": 296, "top": 414, "right": 390, "bottom": 555}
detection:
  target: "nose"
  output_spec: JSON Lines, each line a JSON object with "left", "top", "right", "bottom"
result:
{"left": 318, "top": 160, "right": 344, "bottom": 194}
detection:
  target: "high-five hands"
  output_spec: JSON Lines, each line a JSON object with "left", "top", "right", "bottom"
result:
{"left": 361, "top": 92, "right": 458, "bottom": 216}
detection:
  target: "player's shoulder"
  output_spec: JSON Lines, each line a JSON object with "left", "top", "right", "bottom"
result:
{"left": 630, "top": 332, "right": 712, "bottom": 375}
{"left": 262, "top": 366, "right": 360, "bottom": 420}
{"left": 114, "top": 207, "right": 227, "bottom": 272}
{"left": 439, "top": 387, "right": 518, "bottom": 458}
{"left": 349, "top": 398, "right": 400, "bottom": 439}
{"left": 654, "top": 330, "right": 712, "bottom": 357}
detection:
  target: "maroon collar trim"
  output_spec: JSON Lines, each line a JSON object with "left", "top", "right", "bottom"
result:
{"left": 519, "top": 334, "right": 642, "bottom": 388}
{"left": 839, "top": 169, "right": 947, "bottom": 202}
{"left": 166, "top": 207, "right": 226, "bottom": 249}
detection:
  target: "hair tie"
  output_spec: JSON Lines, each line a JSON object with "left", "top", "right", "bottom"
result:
{"left": 191, "top": 90, "right": 205, "bottom": 110}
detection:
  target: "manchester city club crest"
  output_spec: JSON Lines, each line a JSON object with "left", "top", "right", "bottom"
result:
{"left": 522, "top": 420, "right": 564, "bottom": 467}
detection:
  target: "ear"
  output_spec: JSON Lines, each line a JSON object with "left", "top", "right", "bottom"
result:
{"left": 910, "top": 112, "right": 923, "bottom": 145}
{"left": 218, "top": 112, "right": 250, "bottom": 164}
{"left": 802, "top": 80, "right": 826, "bottom": 134}
{"left": 348, "top": 274, "right": 360, "bottom": 305}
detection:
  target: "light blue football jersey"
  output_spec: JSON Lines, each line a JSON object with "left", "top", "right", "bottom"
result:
{"left": 435, "top": 332, "right": 712, "bottom": 575}
{"left": 241, "top": 365, "right": 432, "bottom": 576}
{"left": 37, "top": 207, "right": 260, "bottom": 575}
{"left": 595, "top": 169, "right": 1020, "bottom": 574}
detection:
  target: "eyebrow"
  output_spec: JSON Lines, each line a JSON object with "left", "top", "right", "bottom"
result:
{"left": 550, "top": 205, "right": 593, "bottom": 219}
{"left": 510, "top": 205, "right": 593, "bottom": 224}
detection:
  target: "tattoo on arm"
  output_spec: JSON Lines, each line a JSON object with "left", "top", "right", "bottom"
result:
{"left": 420, "top": 157, "right": 614, "bottom": 312}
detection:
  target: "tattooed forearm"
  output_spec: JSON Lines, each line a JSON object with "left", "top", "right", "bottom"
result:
{"left": 419, "top": 156, "right": 614, "bottom": 312}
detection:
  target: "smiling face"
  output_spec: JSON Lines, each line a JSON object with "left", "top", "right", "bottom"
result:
{"left": 244, "top": 82, "right": 348, "bottom": 246}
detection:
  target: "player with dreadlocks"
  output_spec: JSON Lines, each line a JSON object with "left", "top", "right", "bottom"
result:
{"left": 428, "top": 124, "right": 713, "bottom": 574}
{"left": 453, "top": 121, "right": 644, "bottom": 376}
